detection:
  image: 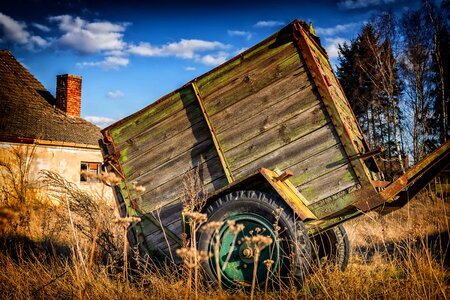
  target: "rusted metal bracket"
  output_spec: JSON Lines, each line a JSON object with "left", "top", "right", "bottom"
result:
{"left": 358, "top": 146, "right": 384, "bottom": 160}
{"left": 274, "top": 170, "right": 294, "bottom": 182}
{"left": 99, "top": 131, "right": 126, "bottom": 180}
{"left": 191, "top": 81, "right": 235, "bottom": 183}
{"left": 371, "top": 180, "right": 391, "bottom": 188}
{"left": 380, "top": 140, "right": 449, "bottom": 203}
{"left": 263, "top": 168, "right": 317, "bottom": 220}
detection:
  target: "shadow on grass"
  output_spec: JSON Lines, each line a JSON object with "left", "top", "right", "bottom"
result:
{"left": 0, "top": 234, "right": 72, "bottom": 263}
{"left": 353, "top": 230, "right": 450, "bottom": 267}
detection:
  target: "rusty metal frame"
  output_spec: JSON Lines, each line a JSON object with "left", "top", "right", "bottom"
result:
{"left": 353, "top": 140, "right": 449, "bottom": 211}
{"left": 380, "top": 140, "right": 449, "bottom": 202}
{"left": 191, "top": 81, "right": 235, "bottom": 183}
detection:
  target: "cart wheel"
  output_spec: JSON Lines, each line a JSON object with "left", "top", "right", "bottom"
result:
{"left": 311, "top": 225, "right": 349, "bottom": 270}
{"left": 198, "top": 190, "right": 311, "bottom": 288}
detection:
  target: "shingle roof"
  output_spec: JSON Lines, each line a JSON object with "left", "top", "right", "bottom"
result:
{"left": 0, "top": 50, "right": 101, "bottom": 146}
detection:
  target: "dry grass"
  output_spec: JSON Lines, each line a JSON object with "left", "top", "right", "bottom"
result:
{"left": 0, "top": 151, "right": 448, "bottom": 299}
{"left": 299, "top": 191, "right": 449, "bottom": 300}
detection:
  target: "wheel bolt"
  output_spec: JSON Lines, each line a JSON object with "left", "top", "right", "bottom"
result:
{"left": 242, "top": 247, "right": 253, "bottom": 258}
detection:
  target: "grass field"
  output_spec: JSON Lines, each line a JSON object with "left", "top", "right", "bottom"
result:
{"left": 0, "top": 167, "right": 448, "bottom": 299}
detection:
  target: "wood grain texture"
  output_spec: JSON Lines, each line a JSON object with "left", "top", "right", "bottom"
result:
{"left": 297, "top": 163, "right": 358, "bottom": 204}
{"left": 197, "top": 31, "right": 292, "bottom": 98}
{"left": 287, "top": 144, "right": 350, "bottom": 187}
{"left": 122, "top": 120, "right": 213, "bottom": 180}
{"left": 232, "top": 123, "right": 339, "bottom": 179}
{"left": 119, "top": 101, "right": 203, "bottom": 166}
{"left": 111, "top": 87, "right": 196, "bottom": 146}
{"left": 217, "top": 81, "right": 319, "bottom": 152}
{"left": 226, "top": 103, "right": 330, "bottom": 170}
{"left": 137, "top": 166, "right": 228, "bottom": 212}
{"left": 202, "top": 51, "right": 302, "bottom": 116}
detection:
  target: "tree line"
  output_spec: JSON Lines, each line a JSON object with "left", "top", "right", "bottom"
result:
{"left": 336, "top": 0, "right": 449, "bottom": 179}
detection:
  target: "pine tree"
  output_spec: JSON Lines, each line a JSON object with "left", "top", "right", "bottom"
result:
{"left": 426, "top": 0, "right": 450, "bottom": 144}
{"left": 337, "top": 14, "right": 405, "bottom": 178}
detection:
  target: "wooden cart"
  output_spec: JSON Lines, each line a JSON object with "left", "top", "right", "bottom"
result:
{"left": 100, "top": 20, "right": 450, "bottom": 286}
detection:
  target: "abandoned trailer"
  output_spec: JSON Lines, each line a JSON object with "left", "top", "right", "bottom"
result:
{"left": 99, "top": 20, "right": 449, "bottom": 287}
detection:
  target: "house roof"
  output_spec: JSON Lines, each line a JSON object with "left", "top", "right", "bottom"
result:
{"left": 0, "top": 50, "right": 101, "bottom": 147}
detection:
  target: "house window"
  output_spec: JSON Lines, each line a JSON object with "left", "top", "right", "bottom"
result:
{"left": 80, "top": 162, "right": 101, "bottom": 182}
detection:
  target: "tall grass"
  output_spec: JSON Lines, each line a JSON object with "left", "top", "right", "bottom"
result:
{"left": 300, "top": 191, "right": 449, "bottom": 299}
{"left": 0, "top": 148, "right": 448, "bottom": 299}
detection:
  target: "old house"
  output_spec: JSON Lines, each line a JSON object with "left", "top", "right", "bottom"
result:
{"left": 0, "top": 50, "right": 108, "bottom": 199}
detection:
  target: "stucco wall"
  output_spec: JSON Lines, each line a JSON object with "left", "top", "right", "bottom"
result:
{"left": 0, "top": 142, "right": 113, "bottom": 202}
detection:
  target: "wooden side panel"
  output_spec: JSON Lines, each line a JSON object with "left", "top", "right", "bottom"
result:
{"left": 112, "top": 86, "right": 227, "bottom": 213}
{"left": 103, "top": 23, "right": 368, "bottom": 257}
{"left": 119, "top": 101, "right": 204, "bottom": 171}
{"left": 194, "top": 29, "right": 359, "bottom": 205}
{"left": 110, "top": 88, "right": 197, "bottom": 147}
{"left": 135, "top": 201, "right": 184, "bottom": 262}
{"left": 225, "top": 104, "right": 329, "bottom": 170}
{"left": 216, "top": 71, "right": 316, "bottom": 150}
{"left": 297, "top": 164, "right": 358, "bottom": 203}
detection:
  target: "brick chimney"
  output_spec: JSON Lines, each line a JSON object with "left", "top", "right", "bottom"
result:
{"left": 55, "top": 74, "right": 82, "bottom": 117}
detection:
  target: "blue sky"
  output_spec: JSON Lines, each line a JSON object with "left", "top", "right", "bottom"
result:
{"left": 1, "top": 0, "right": 423, "bottom": 128}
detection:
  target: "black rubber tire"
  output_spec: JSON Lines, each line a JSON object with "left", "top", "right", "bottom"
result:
{"left": 198, "top": 190, "right": 312, "bottom": 288}
{"left": 310, "top": 225, "right": 350, "bottom": 271}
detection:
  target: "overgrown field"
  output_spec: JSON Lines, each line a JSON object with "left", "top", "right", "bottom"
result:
{"left": 0, "top": 166, "right": 448, "bottom": 299}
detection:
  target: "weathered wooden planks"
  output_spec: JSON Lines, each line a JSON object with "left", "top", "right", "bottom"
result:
{"left": 287, "top": 144, "right": 350, "bottom": 187}
{"left": 211, "top": 68, "right": 312, "bottom": 135}
{"left": 225, "top": 103, "right": 330, "bottom": 170}
{"left": 297, "top": 163, "right": 358, "bottom": 204}
{"left": 232, "top": 124, "right": 340, "bottom": 180}
{"left": 137, "top": 159, "right": 227, "bottom": 212}
{"left": 122, "top": 119, "right": 211, "bottom": 179}
{"left": 119, "top": 101, "right": 204, "bottom": 166}
{"left": 101, "top": 21, "right": 377, "bottom": 259}
{"left": 218, "top": 84, "right": 320, "bottom": 153}
{"left": 196, "top": 29, "right": 292, "bottom": 98}
{"left": 110, "top": 87, "right": 196, "bottom": 147}
{"left": 202, "top": 49, "right": 302, "bottom": 116}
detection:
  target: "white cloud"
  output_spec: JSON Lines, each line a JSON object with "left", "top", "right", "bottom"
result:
{"left": 77, "top": 56, "right": 129, "bottom": 69}
{"left": 184, "top": 66, "right": 196, "bottom": 71}
{"left": 228, "top": 30, "right": 252, "bottom": 40}
{"left": 105, "top": 50, "right": 126, "bottom": 56}
{"left": 324, "top": 37, "right": 348, "bottom": 59}
{"left": 84, "top": 116, "right": 116, "bottom": 128}
{"left": 254, "top": 20, "right": 285, "bottom": 28}
{"left": 128, "top": 39, "right": 228, "bottom": 59}
{"left": 315, "top": 22, "right": 360, "bottom": 36}
{"left": 338, "top": 0, "right": 396, "bottom": 9}
{"left": 32, "top": 22, "right": 51, "bottom": 32}
{"left": 30, "top": 36, "right": 49, "bottom": 47}
{"left": 49, "top": 15, "right": 127, "bottom": 54}
{"left": 196, "top": 52, "right": 229, "bottom": 66}
{"left": 106, "top": 90, "right": 125, "bottom": 98}
{"left": 0, "top": 12, "right": 29, "bottom": 44}
{"left": 0, "top": 12, "right": 48, "bottom": 50}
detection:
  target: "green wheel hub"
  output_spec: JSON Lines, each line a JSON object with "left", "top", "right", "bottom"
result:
{"left": 209, "top": 213, "right": 280, "bottom": 287}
